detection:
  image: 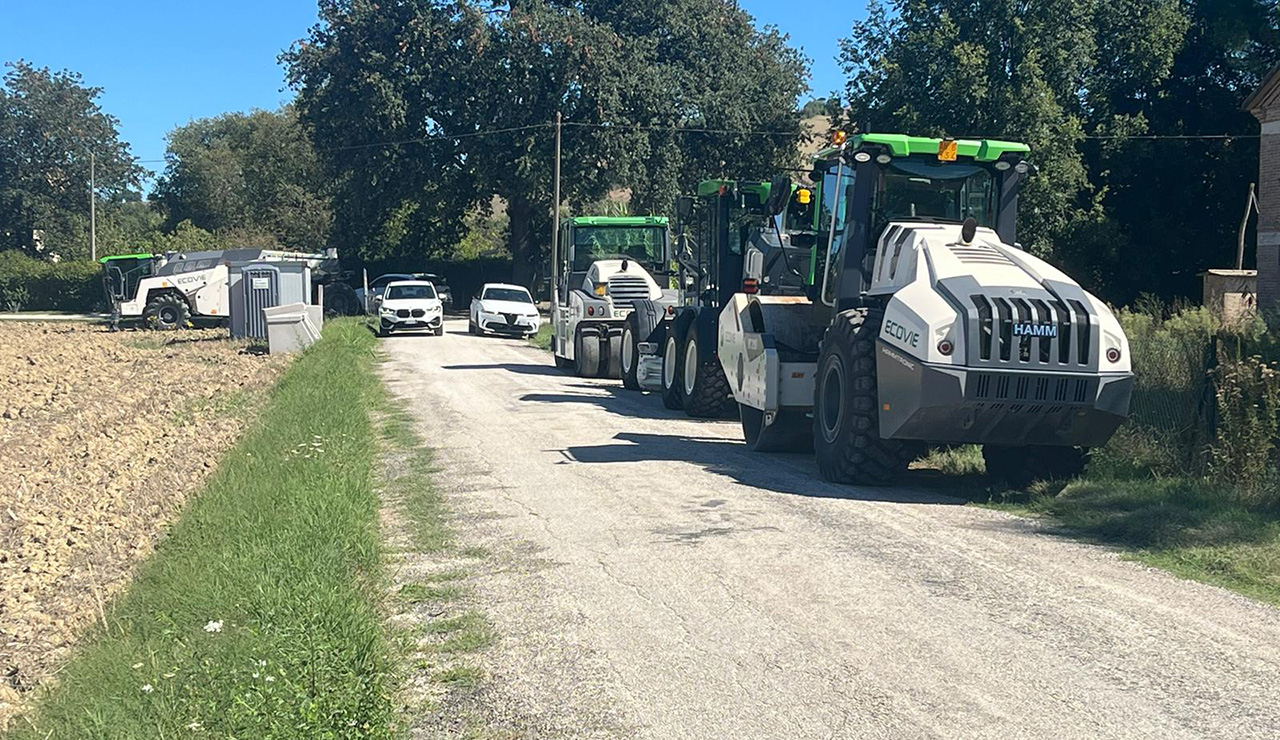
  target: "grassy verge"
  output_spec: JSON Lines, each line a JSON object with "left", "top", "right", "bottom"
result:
{"left": 375, "top": 401, "right": 495, "bottom": 733}
{"left": 527, "top": 323, "right": 552, "bottom": 351}
{"left": 13, "top": 319, "right": 398, "bottom": 739}
{"left": 984, "top": 477, "right": 1280, "bottom": 605}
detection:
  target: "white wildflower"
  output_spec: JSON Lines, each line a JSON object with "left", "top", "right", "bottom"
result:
{"left": 264, "top": 675, "right": 275, "bottom": 682}
{"left": 141, "top": 684, "right": 154, "bottom": 693}
{"left": 204, "top": 620, "right": 223, "bottom": 633}
{"left": 186, "top": 720, "right": 203, "bottom": 731}
{"left": 132, "top": 662, "right": 143, "bottom": 669}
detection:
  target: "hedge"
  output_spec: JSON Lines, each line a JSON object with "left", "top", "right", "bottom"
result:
{"left": 0, "top": 251, "right": 103, "bottom": 313}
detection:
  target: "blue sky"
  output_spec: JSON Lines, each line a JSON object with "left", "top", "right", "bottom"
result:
{"left": 0, "top": 1, "right": 863, "bottom": 188}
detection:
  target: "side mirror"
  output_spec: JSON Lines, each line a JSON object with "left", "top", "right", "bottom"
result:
{"left": 675, "top": 196, "right": 694, "bottom": 226}
{"left": 764, "top": 176, "right": 792, "bottom": 216}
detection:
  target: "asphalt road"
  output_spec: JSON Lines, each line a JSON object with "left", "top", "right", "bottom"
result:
{"left": 381, "top": 318, "right": 1280, "bottom": 740}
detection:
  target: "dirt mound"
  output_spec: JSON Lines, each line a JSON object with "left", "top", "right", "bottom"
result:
{"left": 0, "top": 323, "right": 287, "bottom": 727}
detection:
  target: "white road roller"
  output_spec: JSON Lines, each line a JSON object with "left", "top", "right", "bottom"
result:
{"left": 549, "top": 216, "right": 678, "bottom": 377}
{"left": 717, "top": 134, "right": 1134, "bottom": 485}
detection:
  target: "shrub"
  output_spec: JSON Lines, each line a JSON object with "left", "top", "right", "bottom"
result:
{"left": 0, "top": 251, "right": 104, "bottom": 312}
{"left": 1209, "top": 356, "right": 1280, "bottom": 491}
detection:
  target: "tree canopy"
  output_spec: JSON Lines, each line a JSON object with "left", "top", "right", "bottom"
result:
{"left": 284, "top": 0, "right": 809, "bottom": 285}
{"left": 152, "top": 107, "right": 331, "bottom": 252}
{"left": 839, "top": 0, "right": 1279, "bottom": 303}
{"left": 0, "top": 61, "right": 146, "bottom": 260}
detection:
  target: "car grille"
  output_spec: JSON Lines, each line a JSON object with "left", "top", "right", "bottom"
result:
{"left": 970, "top": 295, "right": 1092, "bottom": 367}
{"left": 968, "top": 371, "right": 1097, "bottom": 413}
{"left": 411, "top": 308, "right": 425, "bottom": 318}
{"left": 607, "top": 275, "right": 650, "bottom": 306}
{"left": 502, "top": 312, "right": 518, "bottom": 325}
{"left": 396, "top": 309, "right": 410, "bottom": 318}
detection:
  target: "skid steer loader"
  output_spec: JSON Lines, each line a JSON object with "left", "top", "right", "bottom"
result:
{"left": 717, "top": 134, "right": 1133, "bottom": 484}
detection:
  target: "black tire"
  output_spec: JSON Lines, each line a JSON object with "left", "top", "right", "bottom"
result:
{"left": 433, "top": 324, "right": 444, "bottom": 337}
{"left": 660, "top": 331, "right": 685, "bottom": 410}
{"left": 984, "top": 445, "right": 1086, "bottom": 487}
{"left": 621, "top": 313, "right": 641, "bottom": 390}
{"left": 741, "top": 405, "right": 814, "bottom": 453}
{"left": 680, "top": 332, "right": 733, "bottom": 418}
{"left": 468, "top": 317, "right": 478, "bottom": 335}
{"left": 143, "top": 293, "right": 190, "bottom": 331}
{"left": 574, "top": 327, "right": 601, "bottom": 377}
{"left": 323, "top": 283, "right": 359, "bottom": 317}
{"left": 813, "top": 308, "right": 910, "bottom": 486}
{"left": 602, "top": 332, "right": 623, "bottom": 379}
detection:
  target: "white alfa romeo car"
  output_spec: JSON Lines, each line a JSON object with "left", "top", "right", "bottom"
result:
{"left": 469, "top": 283, "right": 540, "bottom": 337}
{"left": 376, "top": 280, "right": 444, "bottom": 337}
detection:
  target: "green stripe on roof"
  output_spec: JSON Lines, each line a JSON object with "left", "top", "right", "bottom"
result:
{"left": 852, "top": 133, "right": 1029, "bottom": 162}
{"left": 98, "top": 253, "right": 155, "bottom": 263}
{"left": 567, "top": 216, "right": 668, "bottom": 226}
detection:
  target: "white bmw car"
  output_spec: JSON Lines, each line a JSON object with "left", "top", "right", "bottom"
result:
{"left": 469, "top": 283, "right": 540, "bottom": 337}
{"left": 376, "top": 280, "right": 444, "bottom": 337}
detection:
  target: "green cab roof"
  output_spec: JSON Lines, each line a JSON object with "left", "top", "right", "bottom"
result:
{"left": 98, "top": 253, "right": 155, "bottom": 264}
{"left": 695, "top": 179, "right": 797, "bottom": 199}
{"left": 852, "top": 133, "right": 1029, "bottom": 162}
{"left": 567, "top": 216, "right": 668, "bottom": 227}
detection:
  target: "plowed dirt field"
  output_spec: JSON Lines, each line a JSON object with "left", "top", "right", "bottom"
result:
{"left": 0, "top": 323, "right": 286, "bottom": 727}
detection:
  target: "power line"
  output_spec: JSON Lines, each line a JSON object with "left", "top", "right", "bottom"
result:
{"left": 320, "top": 122, "right": 556, "bottom": 153}
{"left": 562, "top": 120, "right": 806, "bottom": 138}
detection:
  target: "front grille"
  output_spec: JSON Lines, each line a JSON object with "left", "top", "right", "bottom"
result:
{"left": 970, "top": 371, "right": 1096, "bottom": 408}
{"left": 971, "top": 295, "right": 1092, "bottom": 367}
{"left": 607, "top": 276, "right": 650, "bottom": 305}
{"left": 411, "top": 308, "right": 425, "bottom": 318}
{"left": 396, "top": 309, "right": 410, "bottom": 318}
{"left": 502, "top": 312, "right": 518, "bottom": 325}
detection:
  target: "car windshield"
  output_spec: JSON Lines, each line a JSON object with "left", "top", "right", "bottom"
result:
{"left": 873, "top": 160, "right": 995, "bottom": 228}
{"left": 386, "top": 284, "right": 436, "bottom": 300}
{"left": 571, "top": 226, "right": 666, "bottom": 271}
{"left": 483, "top": 287, "right": 532, "bottom": 303}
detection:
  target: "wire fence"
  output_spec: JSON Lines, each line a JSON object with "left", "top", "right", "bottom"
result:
{"left": 1104, "top": 309, "right": 1280, "bottom": 484}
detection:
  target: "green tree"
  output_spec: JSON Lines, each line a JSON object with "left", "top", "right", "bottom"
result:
{"left": 1078, "top": 0, "right": 1280, "bottom": 301}
{"left": 284, "top": 0, "right": 807, "bottom": 285}
{"left": 0, "top": 61, "right": 146, "bottom": 259}
{"left": 152, "top": 107, "right": 331, "bottom": 252}
{"left": 838, "top": 1, "right": 1184, "bottom": 278}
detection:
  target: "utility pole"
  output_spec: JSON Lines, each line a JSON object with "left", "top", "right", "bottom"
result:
{"left": 89, "top": 151, "right": 97, "bottom": 262}
{"left": 551, "top": 112, "right": 562, "bottom": 306}
{"left": 1237, "top": 183, "right": 1258, "bottom": 270}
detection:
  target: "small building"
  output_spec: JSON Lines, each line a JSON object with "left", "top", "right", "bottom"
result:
{"left": 1244, "top": 64, "right": 1280, "bottom": 318}
{"left": 1202, "top": 269, "right": 1258, "bottom": 326}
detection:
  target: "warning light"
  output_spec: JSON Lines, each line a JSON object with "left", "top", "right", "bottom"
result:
{"left": 831, "top": 130, "right": 848, "bottom": 145}
{"left": 796, "top": 188, "right": 811, "bottom": 205}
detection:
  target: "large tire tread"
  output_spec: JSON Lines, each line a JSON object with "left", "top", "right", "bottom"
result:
{"left": 814, "top": 308, "right": 910, "bottom": 486}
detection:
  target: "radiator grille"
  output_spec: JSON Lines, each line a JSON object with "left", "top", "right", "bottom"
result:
{"left": 607, "top": 275, "right": 650, "bottom": 305}
{"left": 970, "top": 371, "right": 1096, "bottom": 406}
{"left": 971, "top": 295, "right": 1092, "bottom": 367}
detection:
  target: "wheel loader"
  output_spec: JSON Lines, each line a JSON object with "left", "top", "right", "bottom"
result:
{"left": 716, "top": 134, "right": 1134, "bottom": 484}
